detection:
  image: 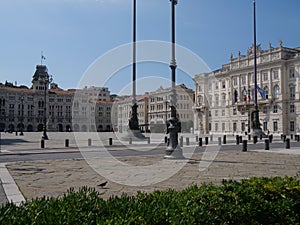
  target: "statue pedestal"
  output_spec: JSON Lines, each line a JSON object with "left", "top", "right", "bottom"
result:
{"left": 252, "top": 128, "right": 268, "bottom": 138}
{"left": 121, "top": 129, "right": 146, "bottom": 141}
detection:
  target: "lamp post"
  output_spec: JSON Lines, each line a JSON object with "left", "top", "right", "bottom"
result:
{"left": 165, "top": 0, "right": 183, "bottom": 159}
{"left": 19, "top": 93, "right": 24, "bottom": 136}
{"left": 42, "top": 75, "right": 52, "bottom": 140}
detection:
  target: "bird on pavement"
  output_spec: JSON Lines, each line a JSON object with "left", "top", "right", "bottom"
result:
{"left": 97, "top": 181, "right": 108, "bottom": 188}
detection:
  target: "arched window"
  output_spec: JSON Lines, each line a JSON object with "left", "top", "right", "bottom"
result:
{"left": 273, "top": 85, "right": 280, "bottom": 99}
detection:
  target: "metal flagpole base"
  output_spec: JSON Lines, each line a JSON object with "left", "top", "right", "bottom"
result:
{"left": 164, "top": 145, "right": 185, "bottom": 159}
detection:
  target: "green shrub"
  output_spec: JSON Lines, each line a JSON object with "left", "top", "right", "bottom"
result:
{"left": 0, "top": 177, "right": 299, "bottom": 224}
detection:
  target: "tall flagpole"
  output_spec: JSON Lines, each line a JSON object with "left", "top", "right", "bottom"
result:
{"left": 252, "top": 0, "right": 263, "bottom": 136}
{"left": 253, "top": 0, "right": 258, "bottom": 108}
{"left": 125, "top": 0, "right": 145, "bottom": 140}
{"left": 132, "top": 0, "right": 137, "bottom": 106}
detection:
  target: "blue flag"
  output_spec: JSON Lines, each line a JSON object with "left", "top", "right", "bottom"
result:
{"left": 257, "top": 85, "right": 266, "bottom": 99}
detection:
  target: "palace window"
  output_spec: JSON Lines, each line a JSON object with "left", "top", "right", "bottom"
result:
{"left": 273, "top": 121, "right": 278, "bottom": 132}
{"left": 241, "top": 76, "right": 246, "bottom": 85}
{"left": 273, "top": 104, "right": 278, "bottom": 113}
{"left": 215, "top": 110, "right": 218, "bottom": 117}
{"left": 290, "top": 104, "right": 295, "bottom": 113}
{"left": 289, "top": 67, "right": 295, "bottom": 78}
{"left": 233, "top": 77, "right": 238, "bottom": 86}
{"left": 290, "top": 121, "right": 295, "bottom": 132}
{"left": 263, "top": 72, "right": 268, "bottom": 81}
{"left": 215, "top": 95, "right": 219, "bottom": 106}
{"left": 273, "top": 70, "right": 279, "bottom": 80}
{"left": 222, "top": 80, "right": 226, "bottom": 89}
{"left": 215, "top": 123, "right": 218, "bottom": 131}
{"left": 233, "top": 122, "right": 237, "bottom": 132}
{"left": 273, "top": 85, "right": 280, "bottom": 99}
{"left": 290, "top": 86, "right": 295, "bottom": 100}
{"left": 241, "top": 122, "right": 245, "bottom": 131}
{"left": 233, "top": 108, "right": 237, "bottom": 115}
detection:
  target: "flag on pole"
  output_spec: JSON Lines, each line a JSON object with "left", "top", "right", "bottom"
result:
{"left": 257, "top": 85, "right": 266, "bottom": 99}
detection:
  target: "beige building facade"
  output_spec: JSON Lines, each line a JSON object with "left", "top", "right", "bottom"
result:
{"left": 0, "top": 65, "right": 113, "bottom": 132}
{"left": 193, "top": 42, "right": 300, "bottom": 135}
{"left": 148, "top": 84, "right": 194, "bottom": 133}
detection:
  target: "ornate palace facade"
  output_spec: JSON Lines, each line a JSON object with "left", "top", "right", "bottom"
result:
{"left": 193, "top": 42, "right": 300, "bottom": 135}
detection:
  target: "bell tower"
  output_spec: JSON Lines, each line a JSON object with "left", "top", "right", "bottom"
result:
{"left": 32, "top": 65, "right": 50, "bottom": 92}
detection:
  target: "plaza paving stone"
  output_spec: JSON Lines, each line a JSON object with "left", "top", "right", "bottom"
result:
{"left": 6, "top": 151, "right": 300, "bottom": 201}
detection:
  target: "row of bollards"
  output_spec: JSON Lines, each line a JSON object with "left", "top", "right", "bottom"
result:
{"left": 39, "top": 134, "right": 297, "bottom": 149}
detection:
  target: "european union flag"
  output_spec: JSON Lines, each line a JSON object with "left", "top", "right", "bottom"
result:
{"left": 257, "top": 85, "right": 266, "bottom": 99}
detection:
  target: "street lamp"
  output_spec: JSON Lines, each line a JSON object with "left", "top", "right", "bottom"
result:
{"left": 19, "top": 93, "right": 24, "bottom": 136}
{"left": 164, "top": 0, "right": 184, "bottom": 159}
{"left": 42, "top": 75, "right": 52, "bottom": 140}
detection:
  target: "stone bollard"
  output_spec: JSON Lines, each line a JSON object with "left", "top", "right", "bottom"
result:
{"left": 286, "top": 138, "right": 290, "bottom": 149}
{"left": 269, "top": 134, "right": 273, "bottom": 143}
{"left": 199, "top": 137, "right": 202, "bottom": 146}
{"left": 223, "top": 135, "right": 226, "bottom": 144}
{"left": 41, "top": 139, "right": 45, "bottom": 148}
{"left": 129, "top": 138, "right": 132, "bottom": 144}
{"left": 253, "top": 136, "right": 258, "bottom": 144}
{"left": 265, "top": 139, "right": 270, "bottom": 150}
{"left": 65, "top": 139, "right": 69, "bottom": 147}
{"left": 236, "top": 135, "right": 240, "bottom": 145}
{"left": 88, "top": 138, "right": 92, "bottom": 146}
{"left": 239, "top": 136, "right": 243, "bottom": 143}
{"left": 283, "top": 135, "right": 286, "bottom": 142}
{"left": 164, "top": 136, "right": 168, "bottom": 144}
{"left": 242, "top": 140, "right": 247, "bottom": 152}
{"left": 195, "top": 135, "right": 198, "bottom": 142}
{"left": 180, "top": 136, "right": 183, "bottom": 147}
{"left": 109, "top": 138, "right": 113, "bottom": 146}
{"left": 205, "top": 137, "right": 209, "bottom": 145}
{"left": 218, "top": 137, "right": 222, "bottom": 146}
{"left": 186, "top": 137, "right": 189, "bottom": 146}
{"left": 147, "top": 137, "right": 150, "bottom": 144}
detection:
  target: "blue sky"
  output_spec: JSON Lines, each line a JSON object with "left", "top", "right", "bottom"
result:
{"left": 0, "top": 0, "right": 299, "bottom": 94}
